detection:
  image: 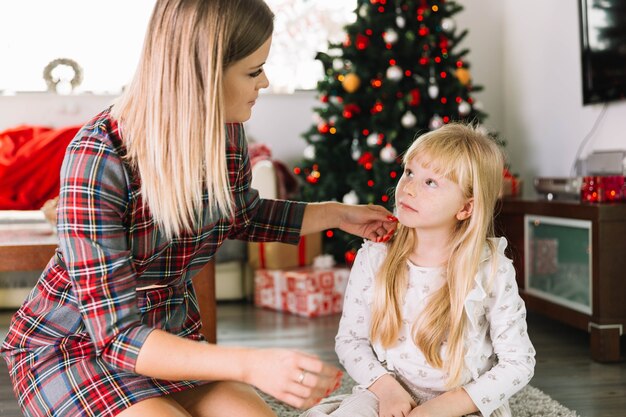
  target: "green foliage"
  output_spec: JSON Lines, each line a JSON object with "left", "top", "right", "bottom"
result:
{"left": 295, "top": 0, "right": 489, "bottom": 262}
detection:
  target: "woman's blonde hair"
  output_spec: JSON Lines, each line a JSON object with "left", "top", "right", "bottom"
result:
{"left": 369, "top": 123, "right": 504, "bottom": 387}
{"left": 111, "top": 0, "right": 274, "bottom": 238}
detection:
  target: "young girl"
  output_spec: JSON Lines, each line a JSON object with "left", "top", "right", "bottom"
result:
{"left": 1, "top": 1, "right": 397, "bottom": 416}
{"left": 303, "top": 123, "right": 535, "bottom": 417}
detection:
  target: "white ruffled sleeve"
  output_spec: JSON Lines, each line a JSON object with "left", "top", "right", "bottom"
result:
{"left": 335, "top": 241, "right": 390, "bottom": 387}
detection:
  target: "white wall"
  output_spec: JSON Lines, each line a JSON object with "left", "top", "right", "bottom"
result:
{"left": 503, "top": 0, "right": 626, "bottom": 195}
{"left": 2, "top": 0, "right": 624, "bottom": 198}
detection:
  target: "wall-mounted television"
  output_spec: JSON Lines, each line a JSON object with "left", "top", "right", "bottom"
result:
{"left": 579, "top": 0, "right": 626, "bottom": 105}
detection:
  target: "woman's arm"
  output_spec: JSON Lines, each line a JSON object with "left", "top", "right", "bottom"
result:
{"left": 301, "top": 202, "right": 396, "bottom": 242}
{"left": 135, "top": 329, "right": 342, "bottom": 410}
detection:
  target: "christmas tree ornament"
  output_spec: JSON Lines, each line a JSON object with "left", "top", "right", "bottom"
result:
{"left": 303, "top": 144, "right": 316, "bottom": 160}
{"left": 317, "top": 121, "right": 330, "bottom": 134}
{"left": 409, "top": 88, "right": 421, "bottom": 106}
{"left": 458, "top": 100, "right": 471, "bottom": 116}
{"left": 356, "top": 34, "right": 370, "bottom": 50}
{"left": 383, "top": 29, "right": 399, "bottom": 44}
{"left": 455, "top": 67, "right": 471, "bottom": 86}
{"left": 332, "top": 58, "right": 344, "bottom": 71}
{"left": 428, "top": 78, "right": 439, "bottom": 99}
{"left": 359, "top": 4, "right": 368, "bottom": 18}
{"left": 342, "top": 73, "right": 361, "bottom": 93}
{"left": 367, "top": 132, "right": 380, "bottom": 147}
{"left": 386, "top": 65, "right": 403, "bottom": 81}
{"left": 473, "top": 100, "right": 484, "bottom": 111}
{"left": 380, "top": 145, "right": 398, "bottom": 163}
{"left": 441, "top": 17, "right": 456, "bottom": 32}
{"left": 343, "top": 103, "right": 361, "bottom": 119}
{"left": 429, "top": 114, "right": 444, "bottom": 130}
{"left": 329, "top": 95, "right": 342, "bottom": 105}
{"left": 342, "top": 190, "right": 359, "bottom": 205}
{"left": 396, "top": 15, "right": 406, "bottom": 28}
{"left": 401, "top": 111, "right": 417, "bottom": 128}
{"left": 351, "top": 138, "right": 362, "bottom": 160}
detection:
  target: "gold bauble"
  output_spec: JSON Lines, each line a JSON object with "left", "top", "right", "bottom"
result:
{"left": 342, "top": 73, "right": 361, "bottom": 93}
{"left": 455, "top": 68, "right": 471, "bottom": 86}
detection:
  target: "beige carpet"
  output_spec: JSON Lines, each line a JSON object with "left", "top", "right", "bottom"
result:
{"left": 263, "top": 375, "right": 580, "bottom": 417}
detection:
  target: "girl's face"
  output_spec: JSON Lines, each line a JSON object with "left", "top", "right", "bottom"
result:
{"left": 223, "top": 37, "right": 272, "bottom": 123}
{"left": 395, "top": 155, "right": 473, "bottom": 233}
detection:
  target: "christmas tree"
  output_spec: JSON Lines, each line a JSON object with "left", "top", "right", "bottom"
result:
{"left": 294, "top": 0, "right": 488, "bottom": 263}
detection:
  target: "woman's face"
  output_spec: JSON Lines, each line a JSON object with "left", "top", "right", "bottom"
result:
{"left": 223, "top": 37, "right": 272, "bottom": 123}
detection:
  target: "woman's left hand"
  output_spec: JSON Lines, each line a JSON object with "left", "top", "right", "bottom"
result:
{"left": 338, "top": 204, "right": 397, "bottom": 243}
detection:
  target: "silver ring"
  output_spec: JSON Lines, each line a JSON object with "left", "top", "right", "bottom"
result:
{"left": 297, "top": 370, "right": 307, "bottom": 384}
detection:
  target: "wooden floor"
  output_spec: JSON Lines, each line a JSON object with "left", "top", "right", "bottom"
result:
{"left": 1, "top": 302, "right": 625, "bottom": 417}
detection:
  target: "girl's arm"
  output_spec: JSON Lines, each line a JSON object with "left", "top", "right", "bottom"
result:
{"left": 135, "top": 329, "right": 341, "bottom": 410}
{"left": 408, "top": 387, "right": 478, "bottom": 417}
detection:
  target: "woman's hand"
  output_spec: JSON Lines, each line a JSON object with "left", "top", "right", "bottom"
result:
{"left": 368, "top": 374, "right": 416, "bottom": 417}
{"left": 301, "top": 202, "right": 397, "bottom": 242}
{"left": 243, "top": 348, "right": 343, "bottom": 409}
{"left": 338, "top": 204, "right": 397, "bottom": 243}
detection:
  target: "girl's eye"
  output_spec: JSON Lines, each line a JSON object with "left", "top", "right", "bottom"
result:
{"left": 425, "top": 178, "right": 438, "bottom": 188}
{"left": 249, "top": 69, "right": 263, "bottom": 78}
{"left": 404, "top": 169, "right": 414, "bottom": 178}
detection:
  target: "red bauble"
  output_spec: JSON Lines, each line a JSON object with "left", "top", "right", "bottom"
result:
{"left": 358, "top": 152, "right": 374, "bottom": 167}
{"left": 343, "top": 103, "right": 361, "bottom": 119}
{"left": 356, "top": 34, "right": 370, "bottom": 50}
{"left": 409, "top": 89, "right": 421, "bottom": 106}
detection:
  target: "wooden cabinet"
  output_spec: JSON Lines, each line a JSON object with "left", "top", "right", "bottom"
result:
{"left": 495, "top": 199, "right": 626, "bottom": 362}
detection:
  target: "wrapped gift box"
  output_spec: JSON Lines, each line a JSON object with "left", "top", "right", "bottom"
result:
{"left": 254, "top": 266, "right": 350, "bottom": 317}
{"left": 248, "top": 232, "right": 322, "bottom": 270}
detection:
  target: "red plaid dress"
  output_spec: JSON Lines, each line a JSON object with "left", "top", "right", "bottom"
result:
{"left": 1, "top": 109, "right": 306, "bottom": 417}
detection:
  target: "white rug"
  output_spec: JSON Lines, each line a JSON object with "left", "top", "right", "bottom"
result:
{"left": 263, "top": 375, "right": 580, "bottom": 417}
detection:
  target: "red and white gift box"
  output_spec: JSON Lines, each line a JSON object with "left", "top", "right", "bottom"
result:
{"left": 254, "top": 267, "right": 350, "bottom": 317}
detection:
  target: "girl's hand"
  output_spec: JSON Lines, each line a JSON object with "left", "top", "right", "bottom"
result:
{"left": 368, "top": 374, "right": 416, "bottom": 417}
{"left": 338, "top": 204, "right": 397, "bottom": 243}
{"left": 243, "top": 348, "right": 343, "bottom": 409}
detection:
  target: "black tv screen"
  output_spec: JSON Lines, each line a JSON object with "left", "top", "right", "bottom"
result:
{"left": 579, "top": 0, "right": 626, "bottom": 105}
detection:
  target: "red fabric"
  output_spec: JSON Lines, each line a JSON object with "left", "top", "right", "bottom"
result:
{"left": 0, "top": 125, "right": 80, "bottom": 209}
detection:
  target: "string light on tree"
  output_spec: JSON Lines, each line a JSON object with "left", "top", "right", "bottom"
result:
{"left": 386, "top": 65, "right": 403, "bottom": 81}
{"left": 383, "top": 29, "right": 399, "bottom": 44}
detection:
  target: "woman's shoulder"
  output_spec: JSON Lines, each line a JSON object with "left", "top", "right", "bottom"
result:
{"left": 67, "top": 108, "right": 125, "bottom": 157}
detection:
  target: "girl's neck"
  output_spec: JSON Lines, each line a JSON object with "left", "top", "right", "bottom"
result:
{"left": 409, "top": 229, "right": 452, "bottom": 268}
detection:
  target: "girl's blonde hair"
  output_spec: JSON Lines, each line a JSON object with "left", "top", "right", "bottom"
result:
{"left": 111, "top": 0, "right": 274, "bottom": 238}
{"left": 370, "top": 123, "right": 504, "bottom": 387}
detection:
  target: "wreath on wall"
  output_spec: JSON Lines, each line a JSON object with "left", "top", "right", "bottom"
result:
{"left": 43, "top": 58, "right": 83, "bottom": 94}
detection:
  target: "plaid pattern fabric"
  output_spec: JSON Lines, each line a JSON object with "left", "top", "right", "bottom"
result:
{"left": 1, "top": 109, "right": 306, "bottom": 417}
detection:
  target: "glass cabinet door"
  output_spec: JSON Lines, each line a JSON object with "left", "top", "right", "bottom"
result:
{"left": 524, "top": 215, "right": 592, "bottom": 315}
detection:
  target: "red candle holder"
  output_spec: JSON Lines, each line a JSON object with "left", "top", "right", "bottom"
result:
{"left": 581, "top": 175, "right": 625, "bottom": 203}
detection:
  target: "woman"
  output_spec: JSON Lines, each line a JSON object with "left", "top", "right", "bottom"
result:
{"left": 1, "top": 1, "right": 397, "bottom": 416}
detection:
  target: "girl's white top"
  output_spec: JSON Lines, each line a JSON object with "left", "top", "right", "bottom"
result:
{"left": 335, "top": 238, "right": 536, "bottom": 417}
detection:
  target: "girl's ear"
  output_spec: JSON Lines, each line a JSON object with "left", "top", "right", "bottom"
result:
{"left": 456, "top": 198, "right": 474, "bottom": 221}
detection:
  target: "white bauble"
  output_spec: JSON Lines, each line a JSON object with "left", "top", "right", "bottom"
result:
{"left": 342, "top": 190, "right": 359, "bottom": 205}
{"left": 429, "top": 114, "right": 444, "bottom": 130}
{"left": 458, "top": 100, "right": 471, "bottom": 116}
{"left": 386, "top": 65, "right": 403, "bottom": 81}
{"left": 473, "top": 100, "right": 484, "bottom": 111}
{"left": 441, "top": 18, "right": 456, "bottom": 32}
{"left": 332, "top": 58, "right": 344, "bottom": 71}
{"left": 383, "top": 29, "right": 399, "bottom": 44}
{"left": 401, "top": 112, "right": 417, "bottom": 128}
{"left": 380, "top": 145, "right": 398, "bottom": 163}
{"left": 303, "top": 144, "right": 316, "bottom": 160}
{"left": 396, "top": 15, "right": 406, "bottom": 28}
{"left": 359, "top": 5, "right": 368, "bottom": 18}
{"left": 428, "top": 83, "right": 439, "bottom": 99}
{"left": 367, "top": 133, "right": 379, "bottom": 147}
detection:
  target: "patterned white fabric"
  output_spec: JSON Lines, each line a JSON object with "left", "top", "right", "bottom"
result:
{"left": 334, "top": 238, "right": 535, "bottom": 417}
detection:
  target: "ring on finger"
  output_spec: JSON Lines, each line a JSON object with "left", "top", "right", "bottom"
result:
{"left": 297, "top": 370, "right": 307, "bottom": 384}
